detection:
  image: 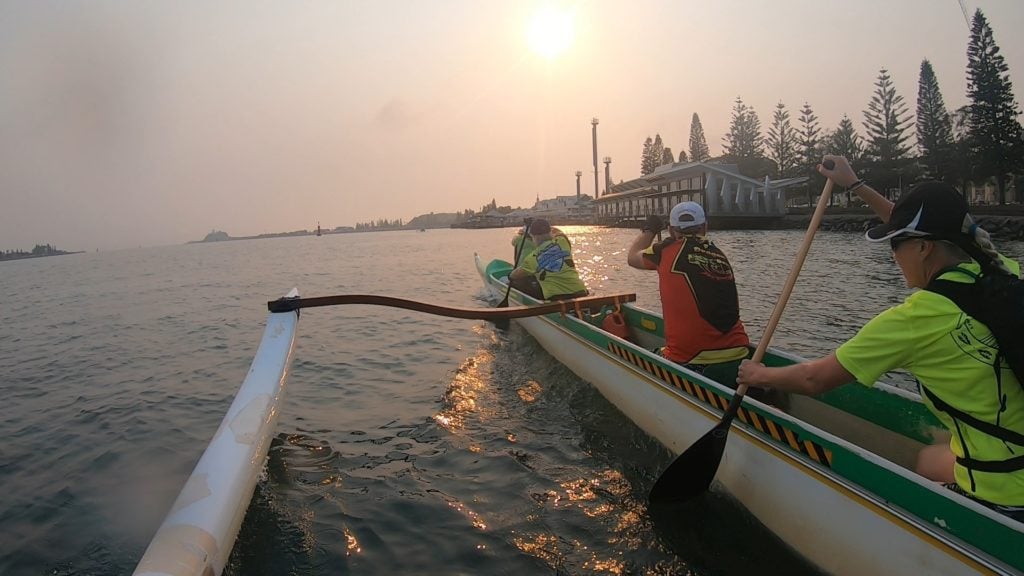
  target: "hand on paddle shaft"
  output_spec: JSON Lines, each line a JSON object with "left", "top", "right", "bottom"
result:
{"left": 642, "top": 214, "right": 665, "bottom": 234}
{"left": 495, "top": 218, "right": 534, "bottom": 329}
{"left": 648, "top": 160, "right": 835, "bottom": 504}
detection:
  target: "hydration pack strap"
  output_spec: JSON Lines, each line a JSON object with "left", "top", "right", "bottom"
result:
{"left": 956, "top": 454, "right": 1024, "bottom": 473}
{"left": 925, "top": 267, "right": 979, "bottom": 317}
{"left": 920, "top": 385, "right": 1024, "bottom": 448}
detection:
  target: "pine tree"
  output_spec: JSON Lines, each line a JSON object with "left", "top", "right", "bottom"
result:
{"left": 966, "top": 9, "right": 1023, "bottom": 204}
{"left": 828, "top": 117, "right": 865, "bottom": 207}
{"left": 641, "top": 136, "right": 654, "bottom": 175}
{"left": 678, "top": 149, "right": 689, "bottom": 163}
{"left": 829, "top": 115, "right": 864, "bottom": 161}
{"left": 766, "top": 101, "right": 798, "bottom": 177}
{"left": 722, "top": 96, "right": 764, "bottom": 159}
{"left": 916, "top": 59, "right": 957, "bottom": 182}
{"left": 651, "top": 134, "right": 665, "bottom": 169}
{"left": 796, "top": 102, "right": 824, "bottom": 204}
{"left": 662, "top": 147, "right": 675, "bottom": 166}
{"left": 861, "top": 68, "right": 913, "bottom": 196}
{"left": 863, "top": 68, "right": 913, "bottom": 163}
{"left": 797, "top": 102, "right": 821, "bottom": 166}
{"left": 688, "top": 113, "right": 710, "bottom": 162}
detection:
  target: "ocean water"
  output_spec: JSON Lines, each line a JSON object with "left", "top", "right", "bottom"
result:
{"left": 2, "top": 227, "right": 1021, "bottom": 576}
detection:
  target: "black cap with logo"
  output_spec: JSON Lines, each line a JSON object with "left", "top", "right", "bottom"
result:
{"left": 865, "top": 181, "right": 973, "bottom": 242}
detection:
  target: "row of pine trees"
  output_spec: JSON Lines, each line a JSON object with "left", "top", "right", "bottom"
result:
{"left": 639, "top": 10, "right": 1022, "bottom": 205}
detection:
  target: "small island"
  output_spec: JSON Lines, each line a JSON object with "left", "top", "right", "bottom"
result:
{"left": 0, "top": 244, "right": 83, "bottom": 262}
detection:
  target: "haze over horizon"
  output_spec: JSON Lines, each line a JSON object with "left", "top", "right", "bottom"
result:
{"left": 1, "top": 0, "right": 1021, "bottom": 251}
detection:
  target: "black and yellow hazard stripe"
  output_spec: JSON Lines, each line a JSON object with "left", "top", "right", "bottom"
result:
{"left": 606, "top": 342, "right": 833, "bottom": 468}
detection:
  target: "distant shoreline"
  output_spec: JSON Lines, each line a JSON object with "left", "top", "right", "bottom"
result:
{"left": 188, "top": 227, "right": 428, "bottom": 244}
{"left": 193, "top": 208, "right": 1024, "bottom": 246}
{"left": 0, "top": 250, "right": 84, "bottom": 262}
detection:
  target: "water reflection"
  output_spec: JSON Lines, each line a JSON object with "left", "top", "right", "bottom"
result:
{"left": 433, "top": 352, "right": 494, "bottom": 432}
{"left": 343, "top": 526, "right": 361, "bottom": 556}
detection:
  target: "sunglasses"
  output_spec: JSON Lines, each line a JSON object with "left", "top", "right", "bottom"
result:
{"left": 889, "top": 235, "right": 932, "bottom": 251}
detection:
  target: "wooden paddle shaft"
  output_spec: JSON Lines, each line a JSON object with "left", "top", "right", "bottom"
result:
{"left": 498, "top": 219, "right": 534, "bottom": 308}
{"left": 738, "top": 177, "right": 835, "bottom": 396}
{"left": 267, "top": 292, "right": 637, "bottom": 319}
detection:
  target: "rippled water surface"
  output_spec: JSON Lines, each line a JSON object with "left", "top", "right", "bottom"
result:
{"left": 2, "top": 228, "right": 1022, "bottom": 575}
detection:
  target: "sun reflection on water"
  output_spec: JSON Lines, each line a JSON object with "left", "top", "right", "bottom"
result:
{"left": 508, "top": 464, "right": 660, "bottom": 574}
{"left": 516, "top": 379, "right": 542, "bottom": 403}
{"left": 445, "top": 498, "right": 488, "bottom": 531}
{"left": 432, "top": 351, "right": 494, "bottom": 432}
{"left": 343, "top": 526, "right": 361, "bottom": 556}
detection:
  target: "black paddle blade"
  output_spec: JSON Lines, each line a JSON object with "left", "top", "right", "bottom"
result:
{"left": 649, "top": 391, "right": 744, "bottom": 504}
{"left": 492, "top": 314, "right": 511, "bottom": 331}
{"left": 492, "top": 293, "right": 512, "bottom": 330}
{"left": 648, "top": 417, "right": 732, "bottom": 503}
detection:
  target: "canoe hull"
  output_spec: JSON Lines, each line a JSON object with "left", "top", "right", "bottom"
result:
{"left": 519, "top": 313, "right": 992, "bottom": 575}
{"left": 476, "top": 254, "right": 1019, "bottom": 576}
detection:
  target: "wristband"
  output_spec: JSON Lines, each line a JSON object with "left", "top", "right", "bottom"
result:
{"left": 848, "top": 179, "right": 866, "bottom": 192}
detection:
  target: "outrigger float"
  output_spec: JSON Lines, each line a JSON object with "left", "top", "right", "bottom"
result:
{"left": 475, "top": 253, "right": 1024, "bottom": 576}
{"left": 133, "top": 291, "right": 640, "bottom": 576}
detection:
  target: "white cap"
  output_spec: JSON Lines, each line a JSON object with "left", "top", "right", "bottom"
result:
{"left": 669, "top": 201, "right": 706, "bottom": 228}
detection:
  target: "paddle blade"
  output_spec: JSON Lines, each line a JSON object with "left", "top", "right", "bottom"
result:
{"left": 492, "top": 283, "right": 512, "bottom": 330}
{"left": 492, "top": 315, "right": 511, "bottom": 331}
{"left": 648, "top": 417, "right": 732, "bottom": 503}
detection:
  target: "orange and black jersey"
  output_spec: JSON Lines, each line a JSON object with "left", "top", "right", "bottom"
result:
{"left": 642, "top": 235, "right": 749, "bottom": 363}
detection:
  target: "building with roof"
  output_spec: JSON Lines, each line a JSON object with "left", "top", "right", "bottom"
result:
{"left": 531, "top": 194, "right": 594, "bottom": 222}
{"left": 593, "top": 161, "right": 809, "bottom": 228}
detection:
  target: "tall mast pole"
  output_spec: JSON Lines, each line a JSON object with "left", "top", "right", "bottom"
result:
{"left": 591, "top": 118, "right": 599, "bottom": 199}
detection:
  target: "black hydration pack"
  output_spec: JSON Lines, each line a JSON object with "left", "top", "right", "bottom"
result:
{"left": 926, "top": 267, "right": 1024, "bottom": 389}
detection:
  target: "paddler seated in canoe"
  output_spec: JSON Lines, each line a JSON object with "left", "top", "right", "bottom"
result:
{"left": 511, "top": 223, "right": 564, "bottom": 262}
{"left": 737, "top": 155, "right": 1024, "bottom": 522}
{"left": 626, "top": 201, "right": 751, "bottom": 376}
{"left": 509, "top": 218, "right": 589, "bottom": 301}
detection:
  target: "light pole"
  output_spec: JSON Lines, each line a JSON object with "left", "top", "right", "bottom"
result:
{"left": 591, "top": 118, "right": 600, "bottom": 199}
{"left": 602, "top": 157, "right": 611, "bottom": 197}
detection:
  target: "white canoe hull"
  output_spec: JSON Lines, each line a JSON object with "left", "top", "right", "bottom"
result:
{"left": 476, "top": 257, "right": 1015, "bottom": 576}
{"left": 519, "top": 314, "right": 997, "bottom": 575}
{"left": 135, "top": 289, "right": 300, "bottom": 576}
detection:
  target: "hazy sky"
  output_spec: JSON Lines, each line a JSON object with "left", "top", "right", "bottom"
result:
{"left": 1, "top": 1, "right": 1021, "bottom": 251}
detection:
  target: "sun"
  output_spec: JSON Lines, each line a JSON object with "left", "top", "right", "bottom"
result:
{"left": 526, "top": 5, "right": 575, "bottom": 60}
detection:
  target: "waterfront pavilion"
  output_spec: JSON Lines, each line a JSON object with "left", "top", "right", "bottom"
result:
{"left": 593, "top": 161, "right": 808, "bottom": 229}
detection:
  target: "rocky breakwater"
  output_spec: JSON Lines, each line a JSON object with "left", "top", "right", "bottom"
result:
{"left": 782, "top": 212, "right": 1024, "bottom": 241}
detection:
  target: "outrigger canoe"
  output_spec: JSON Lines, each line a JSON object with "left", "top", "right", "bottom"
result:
{"left": 476, "top": 255, "right": 1024, "bottom": 576}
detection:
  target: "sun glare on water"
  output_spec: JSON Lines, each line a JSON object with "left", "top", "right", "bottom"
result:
{"left": 526, "top": 5, "right": 575, "bottom": 60}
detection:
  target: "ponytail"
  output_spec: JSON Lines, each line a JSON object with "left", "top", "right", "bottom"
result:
{"left": 953, "top": 216, "right": 1015, "bottom": 276}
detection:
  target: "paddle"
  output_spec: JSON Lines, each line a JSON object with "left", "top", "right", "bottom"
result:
{"left": 494, "top": 218, "right": 533, "bottom": 330}
{"left": 648, "top": 161, "right": 836, "bottom": 503}
{"left": 268, "top": 291, "right": 636, "bottom": 319}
